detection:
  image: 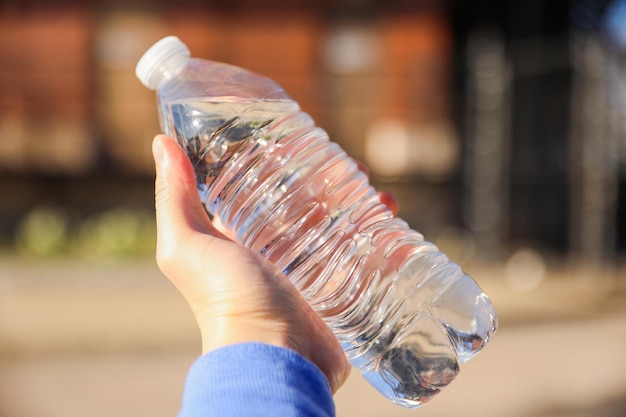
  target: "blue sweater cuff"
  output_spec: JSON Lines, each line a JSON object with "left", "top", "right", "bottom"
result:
{"left": 179, "top": 343, "right": 335, "bottom": 417}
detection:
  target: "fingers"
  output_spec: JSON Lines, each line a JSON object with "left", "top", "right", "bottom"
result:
{"left": 152, "top": 134, "right": 214, "bottom": 238}
{"left": 356, "top": 160, "right": 370, "bottom": 177}
{"left": 356, "top": 160, "right": 399, "bottom": 217}
{"left": 152, "top": 134, "right": 235, "bottom": 279}
{"left": 378, "top": 191, "right": 399, "bottom": 217}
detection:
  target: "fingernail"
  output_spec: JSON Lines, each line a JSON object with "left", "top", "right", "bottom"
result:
{"left": 378, "top": 191, "right": 399, "bottom": 216}
{"left": 356, "top": 161, "right": 370, "bottom": 177}
{"left": 152, "top": 136, "right": 167, "bottom": 167}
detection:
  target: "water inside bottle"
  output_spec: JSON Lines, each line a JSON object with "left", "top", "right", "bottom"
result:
{"left": 164, "top": 96, "right": 497, "bottom": 407}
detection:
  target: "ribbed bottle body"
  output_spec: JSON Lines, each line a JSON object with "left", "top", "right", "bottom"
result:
{"left": 162, "top": 97, "right": 497, "bottom": 408}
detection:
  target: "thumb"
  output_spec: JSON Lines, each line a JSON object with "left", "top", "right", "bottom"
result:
{"left": 152, "top": 134, "right": 215, "bottom": 242}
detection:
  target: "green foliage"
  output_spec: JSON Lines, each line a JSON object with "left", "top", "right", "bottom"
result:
{"left": 13, "top": 206, "right": 156, "bottom": 259}
{"left": 15, "top": 206, "right": 71, "bottom": 257}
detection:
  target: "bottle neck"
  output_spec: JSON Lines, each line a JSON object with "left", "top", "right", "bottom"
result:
{"left": 151, "top": 52, "right": 189, "bottom": 90}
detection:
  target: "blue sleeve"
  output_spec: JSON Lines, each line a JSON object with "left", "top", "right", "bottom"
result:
{"left": 178, "top": 343, "right": 336, "bottom": 417}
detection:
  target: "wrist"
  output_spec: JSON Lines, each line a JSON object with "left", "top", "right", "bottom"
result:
{"left": 198, "top": 317, "right": 293, "bottom": 356}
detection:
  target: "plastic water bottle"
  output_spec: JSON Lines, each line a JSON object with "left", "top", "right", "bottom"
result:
{"left": 136, "top": 36, "right": 497, "bottom": 408}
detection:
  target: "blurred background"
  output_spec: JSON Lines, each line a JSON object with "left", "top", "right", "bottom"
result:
{"left": 1, "top": 0, "right": 625, "bottom": 416}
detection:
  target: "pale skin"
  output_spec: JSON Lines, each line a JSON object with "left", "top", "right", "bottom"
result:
{"left": 152, "top": 134, "right": 397, "bottom": 394}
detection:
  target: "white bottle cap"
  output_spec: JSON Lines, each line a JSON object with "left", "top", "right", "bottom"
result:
{"left": 135, "top": 36, "right": 190, "bottom": 90}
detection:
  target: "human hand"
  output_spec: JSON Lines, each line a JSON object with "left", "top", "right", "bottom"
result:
{"left": 152, "top": 134, "right": 351, "bottom": 392}
{"left": 152, "top": 134, "right": 397, "bottom": 394}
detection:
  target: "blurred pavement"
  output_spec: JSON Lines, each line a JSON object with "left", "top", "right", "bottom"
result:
{"left": 0, "top": 256, "right": 625, "bottom": 417}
